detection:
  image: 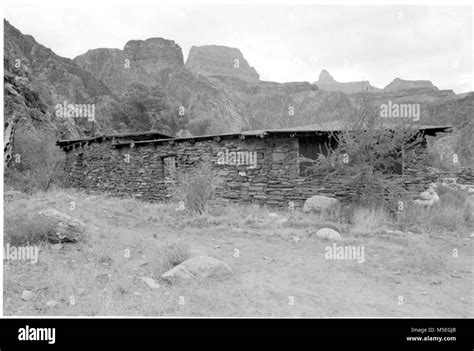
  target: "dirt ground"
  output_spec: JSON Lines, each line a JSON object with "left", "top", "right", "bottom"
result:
{"left": 3, "top": 190, "right": 473, "bottom": 317}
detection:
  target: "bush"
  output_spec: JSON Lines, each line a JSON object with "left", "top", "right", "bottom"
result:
{"left": 396, "top": 200, "right": 472, "bottom": 234}
{"left": 171, "top": 161, "right": 221, "bottom": 214}
{"left": 438, "top": 187, "right": 468, "bottom": 208}
{"left": 4, "top": 210, "right": 56, "bottom": 245}
{"left": 307, "top": 94, "right": 422, "bottom": 208}
{"left": 5, "top": 125, "right": 65, "bottom": 193}
{"left": 153, "top": 242, "right": 191, "bottom": 275}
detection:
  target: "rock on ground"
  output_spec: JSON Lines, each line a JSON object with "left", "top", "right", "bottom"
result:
{"left": 414, "top": 186, "right": 440, "bottom": 207}
{"left": 162, "top": 264, "right": 196, "bottom": 283}
{"left": 419, "top": 191, "right": 432, "bottom": 200}
{"left": 38, "top": 208, "right": 86, "bottom": 243}
{"left": 140, "top": 277, "right": 160, "bottom": 289}
{"left": 162, "top": 256, "right": 233, "bottom": 284}
{"left": 21, "top": 290, "right": 35, "bottom": 301}
{"left": 315, "top": 228, "right": 342, "bottom": 241}
{"left": 46, "top": 300, "right": 58, "bottom": 308}
{"left": 385, "top": 229, "right": 404, "bottom": 236}
{"left": 303, "top": 195, "right": 340, "bottom": 214}
{"left": 4, "top": 190, "right": 26, "bottom": 200}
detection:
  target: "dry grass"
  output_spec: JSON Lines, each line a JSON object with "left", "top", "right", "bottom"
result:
{"left": 171, "top": 162, "right": 221, "bottom": 214}
{"left": 4, "top": 195, "right": 58, "bottom": 245}
{"left": 350, "top": 206, "right": 391, "bottom": 237}
{"left": 3, "top": 188, "right": 472, "bottom": 317}
{"left": 395, "top": 187, "right": 473, "bottom": 234}
{"left": 152, "top": 242, "right": 192, "bottom": 275}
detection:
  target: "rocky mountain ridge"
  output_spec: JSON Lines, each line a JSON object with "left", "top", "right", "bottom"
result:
{"left": 3, "top": 19, "right": 117, "bottom": 164}
{"left": 4, "top": 19, "right": 472, "bottom": 167}
{"left": 315, "top": 69, "right": 381, "bottom": 94}
{"left": 185, "top": 45, "right": 260, "bottom": 82}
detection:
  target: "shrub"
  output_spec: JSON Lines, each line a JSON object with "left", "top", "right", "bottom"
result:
{"left": 439, "top": 187, "right": 468, "bottom": 208}
{"left": 350, "top": 205, "right": 390, "bottom": 236}
{"left": 153, "top": 242, "right": 191, "bottom": 275}
{"left": 307, "top": 94, "right": 422, "bottom": 208}
{"left": 396, "top": 200, "right": 472, "bottom": 234}
{"left": 171, "top": 161, "right": 221, "bottom": 214}
{"left": 5, "top": 125, "right": 65, "bottom": 193}
{"left": 4, "top": 210, "right": 56, "bottom": 246}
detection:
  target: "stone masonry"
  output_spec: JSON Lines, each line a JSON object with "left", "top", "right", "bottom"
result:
{"left": 61, "top": 133, "right": 471, "bottom": 209}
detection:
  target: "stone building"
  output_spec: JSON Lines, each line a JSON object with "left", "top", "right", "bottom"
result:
{"left": 57, "top": 123, "right": 453, "bottom": 209}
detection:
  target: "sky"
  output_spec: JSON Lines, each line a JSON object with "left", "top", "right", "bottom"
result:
{"left": 3, "top": 1, "right": 473, "bottom": 93}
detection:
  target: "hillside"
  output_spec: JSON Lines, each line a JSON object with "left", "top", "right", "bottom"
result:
{"left": 3, "top": 20, "right": 117, "bottom": 164}
{"left": 4, "top": 19, "right": 473, "bottom": 166}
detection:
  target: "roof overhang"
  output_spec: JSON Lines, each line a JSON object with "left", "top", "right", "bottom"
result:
{"left": 57, "top": 124, "right": 452, "bottom": 150}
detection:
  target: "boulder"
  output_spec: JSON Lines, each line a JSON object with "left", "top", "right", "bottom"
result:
{"left": 162, "top": 256, "right": 232, "bottom": 283}
{"left": 414, "top": 187, "right": 440, "bottom": 207}
{"left": 419, "top": 191, "right": 432, "bottom": 200}
{"left": 38, "top": 208, "right": 86, "bottom": 243}
{"left": 46, "top": 300, "right": 58, "bottom": 308}
{"left": 21, "top": 290, "right": 35, "bottom": 301}
{"left": 303, "top": 195, "right": 340, "bottom": 214}
{"left": 430, "top": 192, "right": 440, "bottom": 203}
{"left": 316, "top": 228, "right": 342, "bottom": 241}
{"left": 162, "top": 264, "right": 195, "bottom": 283}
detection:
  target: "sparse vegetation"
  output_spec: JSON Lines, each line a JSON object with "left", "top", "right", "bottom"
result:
{"left": 5, "top": 125, "right": 65, "bottom": 193}
{"left": 4, "top": 208, "right": 56, "bottom": 245}
{"left": 171, "top": 161, "right": 221, "bottom": 214}
{"left": 3, "top": 189, "right": 471, "bottom": 316}
{"left": 153, "top": 242, "right": 192, "bottom": 274}
{"left": 350, "top": 206, "right": 390, "bottom": 237}
{"left": 395, "top": 192, "right": 473, "bottom": 234}
{"left": 308, "top": 94, "right": 424, "bottom": 208}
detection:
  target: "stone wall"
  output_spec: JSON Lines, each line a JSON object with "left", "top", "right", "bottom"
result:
{"left": 63, "top": 136, "right": 471, "bottom": 209}
{"left": 64, "top": 137, "right": 300, "bottom": 205}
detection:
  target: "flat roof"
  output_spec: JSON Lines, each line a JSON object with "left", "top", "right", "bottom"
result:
{"left": 56, "top": 130, "right": 173, "bottom": 147}
{"left": 57, "top": 122, "right": 452, "bottom": 150}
